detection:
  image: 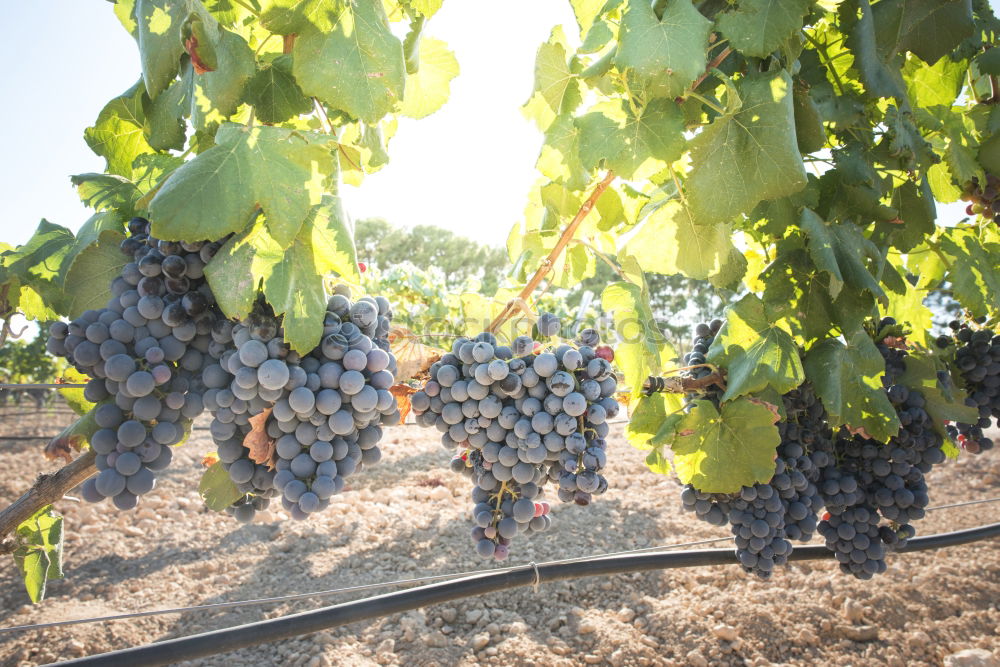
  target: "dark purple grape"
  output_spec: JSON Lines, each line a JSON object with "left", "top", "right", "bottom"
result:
{"left": 162, "top": 302, "right": 189, "bottom": 327}
{"left": 120, "top": 237, "right": 142, "bottom": 256}
{"left": 137, "top": 275, "right": 165, "bottom": 297}
{"left": 158, "top": 240, "right": 183, "bottom": 256}
{"left": 182, "top": 291, "right": 208, "bottom": 316}
{"left": 164, "top": 276, "right": 190, "bottom": 295}
{"left": 128, "top": 217, "right": 150, "bottom": 236}
{"left": 200, "top": 241, "right": 221, "bottom": 263}
{"left": 161, "top": 254, "right": 187, "bottom": 279}
{"left": 137, "top": 252, "right": 163, "bottom": 277}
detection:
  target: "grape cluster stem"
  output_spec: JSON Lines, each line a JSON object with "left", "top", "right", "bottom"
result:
{"left": 487, "top": 170, "right": 616, "bottom": 334}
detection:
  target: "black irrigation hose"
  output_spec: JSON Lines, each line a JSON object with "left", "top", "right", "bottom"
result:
{"left": 57, "top": 521, "right": 1000, "bottom": 667}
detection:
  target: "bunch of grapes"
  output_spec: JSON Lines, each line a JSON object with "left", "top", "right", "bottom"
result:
{"left": 814, "top": 319, "right": 944, "bottom": 578}
{"left": 680, "top": 316, "right": 952, "bottom": 580}
{"left": 961, "top": 172, "right": 1000, "bottom": 222}
{"left": 47, "top": 216, "right": 225, "bottom": 509}
{"left": 681, "top": 372, "right": 829, "bottom": 578}
{"left": 202, "top": 289, "right": 399, "bottom": 522}
{"left": 410, "top": 318, "right": 618, "bottom": 560}
{"left": 938, "top": 320, "right": 998, "bottom": 454}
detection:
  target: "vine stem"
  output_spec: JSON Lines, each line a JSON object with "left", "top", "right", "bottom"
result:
{"left": 686, "top": 91, "right": 725, "bottom": 115}
{"left": 570, "top": 238, "right": 628, "bottom": 280}
{"left": 689, "top": 46, "right": 732, "bottom": 92}
{"left": 312, "top": 98, "right": 334, "bottom": 135}
{"left": 0, "top": 450, "right": 96, "bottom": 554}
{"left": 486, "top": 171, "right": 616, "bottom": 334}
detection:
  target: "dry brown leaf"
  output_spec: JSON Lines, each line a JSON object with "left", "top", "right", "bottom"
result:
{"left": 746, "top": 397, "right": 781, "bottom": 423}
{"left": 244, "top": 407, "right": 276, "bottom": 470}
{"left": 202, "top": 452, "right": 220, "bottom": 468}
{"left": 390, "top": 384, "right": 417, "bottom": 424}
{"left": 883, "top": 336, "right": 909, "bottom": 350}
{"left": 44, "top": 434, "right": 80, "bottom": 463}
{"left": 389, "top": 326, "right": 445, "bottom": 382}
{"left": 845, "top": 424, "right": 874, "bottom": 440}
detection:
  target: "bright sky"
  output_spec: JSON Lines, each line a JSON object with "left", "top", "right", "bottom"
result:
{"left": 0, "top": 2, "right": 992, "bottom": 250}
{"left": 0, "top": 1, "right": 574, "bottom": 249}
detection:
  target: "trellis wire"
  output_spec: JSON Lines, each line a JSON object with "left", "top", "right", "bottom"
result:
{"left": 0, "top": 384, "right": 86, "bottom": 389}
{"left": 2, "top": 496, "right": 998, "bottom": 637}
{"left": 52, "top": 521, "right": 1000, "bottom": 667}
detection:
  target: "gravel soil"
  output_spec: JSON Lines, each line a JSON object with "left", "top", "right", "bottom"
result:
{"left": 0, "top": 407, "right": 998, "bottom": 667}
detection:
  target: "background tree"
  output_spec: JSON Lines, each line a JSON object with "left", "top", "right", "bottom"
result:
{"left": 354, "top": 219, "right": 509, "bottom": 294}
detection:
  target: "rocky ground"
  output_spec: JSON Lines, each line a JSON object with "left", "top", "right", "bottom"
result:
{"left": 0, "top": 406, "right": 998, "bottom": 667}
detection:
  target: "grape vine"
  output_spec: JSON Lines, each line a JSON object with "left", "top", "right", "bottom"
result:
{"left": 0, "top": 0, "right": 999, "bottom": 602}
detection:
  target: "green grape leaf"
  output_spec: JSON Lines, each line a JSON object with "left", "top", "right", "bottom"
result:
{"left": 399, "top": 38, "right": 459, "bottom": 119}
{"left": 569, "top": 0, "right": 606, "bottom": 39}
{"left": 62, "top": 212, "right": 126, "bottom": 274}
{"left": 804, "top": 329, "right": 901, "bottom": 442}
{"left": 191, "top": 25, "right": 256, "bottom": 131}
{"left": 199, "top": 461, "right": 242, "bottom": 511}
{"left": 63, "top": 230, "right": 129, "bottom": 319}
{"left": 978, "top": 133, "right": 1000, "bottom": 175}
{"left": 245, "top": 54, "right": 313, "bottom": 124}
{"left": 114, "top": 0, "right": 137, "bottom": 34}
{"left": 260, "top": 0, "right": 331, "bottom": 34}
{"left": 580, "top": 19, "right": 614, "bottom": 54}
{"left": 288, "top": 0, "right": 405, "bottom": 123}
{"left": 624, "top": 200, "right": 746, "bottom": 289}
{"left": 411, "top": 0, "right": 443, "bottom": 17}
{"left": 576, "top": 98, "right": 685, "bottom": 180}
{"left": 926, "top": 161, "right": 962, "bottom": 204}
{"left": 57, "top": 368, "right": 96, "bottom": 417}
{"left": 84, "top": 81, "right": 155, "bottom": 179}
{"left": 716, "top": 0, "right": 812, "bottom": 58}
{"left": 793, "top": 83, "right": 826, "bottom": 154}
{"left": 536, "top": 113, "right": 590, "bottom": 191}
{"left": 625, "top": 393, "right": 679, "bottom": 452}
{"left": 2, "top": 220, "right": 77, "bottom": 284}
{"left": 799, "top": 209, "right": 888, "bottom": 304}
{"left": 205, "top": 196, "right": 357, "bottom": 353}
{"left": 975, "top": 48, "right": 1000, "bottom": 75}
{"left": 748, "top": 175, "right": 821, "bottom": 238}
{"left": 627, "top": 395, "right": 684, "bottom": 476}
{"left": 601, "top": 274, "right": 678, "bottom": 402}
{"left": 885, "top": 276, "right": 933, "bottom": 349}
{"left": 301, "top": 194, "right": 359, "bottom": 282}
{"left": 204, "top": 216, "right": 283, "bottom": 321}
{"left": 686, "top": 70, "right": 808, "bottom": 226}
{"left": 149, "top": 123, "right": 334, "bottom": 248}
{"left": 938, "top": 227, "right": 1000, "bottom": 318}
{"left": 70, "top": 173, "right": 141, "bottom": 217}
{"left": 896, "top": 353, "right": 978, "bottom": 438}
{"left": 844, "top": 0, "right": 907, "bottom": 100}
{"left": 144, "top": 66, "right": 190, "bottom": 151}
{"left": 872, "top": 0, "right": 974, "bottom": 66}
{"left": 883, "top": 177, "right": 935, "bottom": 252}
{"left": 670, "top": 398, "right": 780, "bottom": 494}
{"left": 12, "top": 505, "right": 64, "bottom": 603}
{"left": 904, "top": 53, "right": 966, "bottom": 108}
{"left": 135, "top": 0, "right": 191, "bottom": 98}
{"left": 265, "top": 196, "right": 358, "bottom": 353}
{"left": 614, "top": 0, "right": 711, "bottom": 100}
{"left": 523, "top": 26, "right": 580, "bottom": 131}
{"left": 706, "top": 294, "right": 804, "bottom": 402}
